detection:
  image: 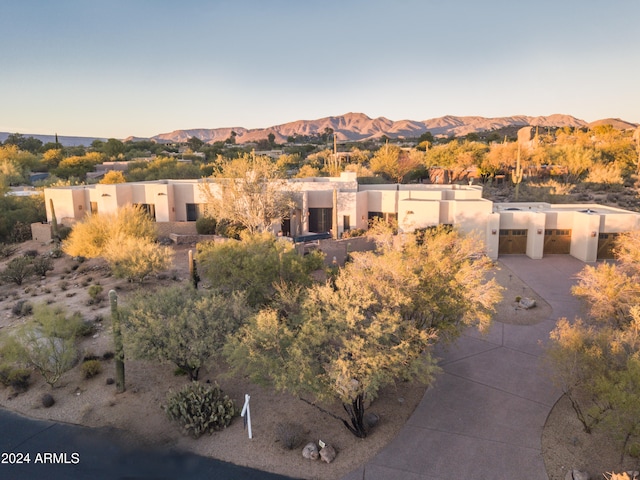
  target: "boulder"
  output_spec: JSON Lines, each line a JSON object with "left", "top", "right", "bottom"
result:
{"left": 565, "top": 470, "right": 590, "bottom": 480}
{"left": 319, "top": 445, "right": 337, "bottom": 464}
{"left": 302, "top": 442, "right": 319, "bottom": 460}
{"left": 519, "top": 297, "right": 537, "bottom": 309}
{"left": 364, "top": 412, "right": 379, "bottom": 429}
{"left": 41, "top": 394, "right": 55, "bottom": 408}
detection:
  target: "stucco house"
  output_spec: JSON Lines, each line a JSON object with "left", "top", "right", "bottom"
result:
{"left": 43, "top": 172, "right": 640, "bottom": 263}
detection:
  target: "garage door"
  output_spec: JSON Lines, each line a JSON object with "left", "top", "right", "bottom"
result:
{"left": 498, "top": 229, "right": 527, "bottom": 254}
{"left": 544, "top": 229, "right": 571, "bottom": 254}
{"left": 597, "top": 233, "right": 619, "bottom": 259}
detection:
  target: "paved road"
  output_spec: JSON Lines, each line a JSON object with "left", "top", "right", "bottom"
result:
{"left": 0, "top": 408, "right": 297, "bottom": 480}
{"left": 343, "top": 255, "right": 585, "bottom": 480}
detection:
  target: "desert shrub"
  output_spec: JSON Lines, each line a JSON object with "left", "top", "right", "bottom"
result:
{"left": 103, "top": 237, "right": 173, "bottom": 283}
{"left": 48, "top": 245, "right": 64, "bottom": 258}
{"left": 0, "top": 366, "right": 31, "bottom": 392}
{"left": 32, "top": 255, "right": 54, "bottom": 277}
{"left": 23, "top": 250, "right": 38, "bottom": 258}
{"left": 164, "top": 382, "right": 236, "bottom": 438}
{"left": 195, "top": 216, "right": 217, "bottom": 235}
{"left": 81, "top": 359, "right": 102, "bottom": 379}
{"left": 102, "top": 351, "right": 114, "bottom": 360}
{"left": 59, "top": 281, "right": 69, "bottom": 291}
{"left": 8, "top": 222, "right": 32, "bottom": 243}
{"left": 11, "top": 300, "right": 33, "bottom": 317}
{"left": 76, "top": 319, "right": 96, "bottom": 338}
{"left": 215, "top": 220, "right": 245, "bottom": 240}
{"left": 41, "top": 393, "right": 55, "bottom": 408}
{"left": 342, "top": 228, "right": 366, "bottom": 238}
{"left": 0, "top": 244, "right": 18, "bottom": 258}
{"left": 1, "top": 256, "right": 34, "bottom": 285}
{"left": 58, "top": 225, "right": 72, "bottom": 240}
{"left": 4, "top": 304, "right": 81, "bottom": 387}
{"left": 87, "top": 284, "right": 104, "bottom": 304}
{"left": 275, "top": 422, "right": 305, "bottom": 450}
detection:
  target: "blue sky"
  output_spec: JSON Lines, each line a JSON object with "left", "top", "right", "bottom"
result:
{"left": 1, "top": 0, "right": 639, "bottom": 139}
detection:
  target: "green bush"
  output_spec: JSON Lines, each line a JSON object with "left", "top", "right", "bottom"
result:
{"left": 0, "top": 365, "right": 31, "bottom": 391}
{"left": 11, "top": 300, "right": 32, "bottom": 317}
{"left": 0, "top": 244, "right": 18, "bottom": 258}
{"left": 195, "top": 216, "right": 217, "bottom": 235}
{"left": 81, "top": 359, "right": 102, "bottom": 378}
{"left": 58, "top": 225, "right": 72, "bottom": 240}
{"left": 87, "top": 284, "right": 104, "bottom": 304}
{"left": 1, "top": 256, "right": 34, "bottom": 285}
{"left": 32, "top": 255, "right": 54, "bottom": 277}
{"left": 164, "top": 382, "right": 236, "bottom": 438}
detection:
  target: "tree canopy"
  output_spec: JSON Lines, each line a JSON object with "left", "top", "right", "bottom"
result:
{"left": 201, "top": 154, "right": 295, "bottom": 234}
{"left": 225, "top": 227, "right": 502, "bottom": 437}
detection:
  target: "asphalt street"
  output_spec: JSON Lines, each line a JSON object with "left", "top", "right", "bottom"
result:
{"left": 0, "top": 408, "right": 297, "bottom": 480}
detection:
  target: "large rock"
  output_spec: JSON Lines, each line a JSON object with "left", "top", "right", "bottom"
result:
{"left": 519, "top": 297, "right": 537, "bottom": 309}
{"left": 319, "top": 445, "right": 337, "bottom": 464}
{"left": 565, "top": 469, "right": 590, "bottom": 480}
{"left": 302, "top": 442, "right": 319, "bottom": 460}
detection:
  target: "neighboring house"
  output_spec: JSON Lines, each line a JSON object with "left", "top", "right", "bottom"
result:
{"left": 43, "top": 172, "right": 640, "bottom": 262}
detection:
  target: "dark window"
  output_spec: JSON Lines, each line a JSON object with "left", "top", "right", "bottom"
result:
{"left": 343, "top": 215, "right": 350, "bottom": 231}
{"left": 186, "top": 203, "right": 198, "bottom": 222}
{"left": 309, "top": 208, "right": 332, "bottom": 233}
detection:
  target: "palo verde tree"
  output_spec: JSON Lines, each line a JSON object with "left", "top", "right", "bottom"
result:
{"left": 63, "top": 204, "right": 172, "bottom": 282}
{"left": 2, "top": 304, "right": 83, "bottom": 387}
{"left": 225, "top": 227, "right": 502, "bottom": 437}
{"left": 545, "top": 231, "right": 640, "bottom": 461}
{"left": 122, "top": 286, "right": 251, "bottom": 381}
{"left": 200, "top": 154, "right": 295, "bottom": 234}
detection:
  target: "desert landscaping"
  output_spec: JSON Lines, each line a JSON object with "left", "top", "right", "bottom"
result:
{"left": 1, "top": 237, "right": 637, "bottom": 479}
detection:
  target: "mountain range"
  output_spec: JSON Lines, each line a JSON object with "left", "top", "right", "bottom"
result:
{"left": 142, "top": 113, "right": 638, "bottom": 145}
{"left": 1, "top": 113, "right": 637, "bottom": 147}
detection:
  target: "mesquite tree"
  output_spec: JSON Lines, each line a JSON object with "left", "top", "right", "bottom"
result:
{"left": 226, "top": 227, "right": 502, "bottom": 437}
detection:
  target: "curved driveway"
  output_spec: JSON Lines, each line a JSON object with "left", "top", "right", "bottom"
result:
{"left": 343, "top": 255, "right": 585, "bottom": 480}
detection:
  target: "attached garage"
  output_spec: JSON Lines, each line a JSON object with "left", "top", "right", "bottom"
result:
{"left": 544, "top": 229, "right": 571, "bottom": 255}
{"left": 498, "top": 229, "right": 527, "bottom": 254}
{"left": 597, "top": 233, "right": 619, "bottom": 259}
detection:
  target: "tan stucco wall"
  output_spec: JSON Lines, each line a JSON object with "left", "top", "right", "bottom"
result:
{"left": 399, "top": 199, "right": 440, "bottom": 231}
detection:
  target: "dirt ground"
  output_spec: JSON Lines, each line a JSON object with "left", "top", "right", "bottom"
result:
{"left": 0, "top": 240, "right": 633, "bottom": 479}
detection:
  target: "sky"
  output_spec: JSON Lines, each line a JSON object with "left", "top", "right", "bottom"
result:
{"left": 1, "top": 0, "right": 639, "bottom": 139}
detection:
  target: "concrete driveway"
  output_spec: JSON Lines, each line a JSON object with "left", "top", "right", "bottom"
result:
{"left": 343, "top": 255, "right": 586, "bottom": 480}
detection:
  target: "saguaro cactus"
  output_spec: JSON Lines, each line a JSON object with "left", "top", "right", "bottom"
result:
{"left": 109, "top": 290, "right": 125, "bottom": 393}
{"left": 188, "top": 249, "right": 199, "bottom": 289}
{"left": 512, "top": 144, "right": 524, "bottom": 201}
{"left": 49, "top": 199, "right": 59, "bottom": 243}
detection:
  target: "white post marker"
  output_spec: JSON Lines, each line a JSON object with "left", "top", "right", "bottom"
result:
{"left": 241, "top": 394, "right": 252, "bottom": 439}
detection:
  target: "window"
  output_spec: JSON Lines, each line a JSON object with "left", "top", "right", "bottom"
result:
{"left": 343, "top": 215, "right": 350, "bottom": 231}
{"left": 134, "top": 203, "right": 156, "bottom": 220}
{"left": 309, "top": 208, "right": 332, "bottom": 233}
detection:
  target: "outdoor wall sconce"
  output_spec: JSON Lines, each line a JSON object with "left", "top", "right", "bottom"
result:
{"left": 591, "top": 231, "right": 597, "bottom": 237}
{"left": 157, "top": 192, "right": 167, "bottom": 196}
{"left": 491, "top": 229, "right": 497, "bottom": 235}
{"left": 537, "top": 228, "right": 543, "bottom": 234}
{"left": 406, "top": 210, "right": 414, "bottom": 215}
{"left": 101, "top": 193, "right": 110, "bottom": 197}
{"left": 78, "top": 205, "right": 83, "bottom": 210}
